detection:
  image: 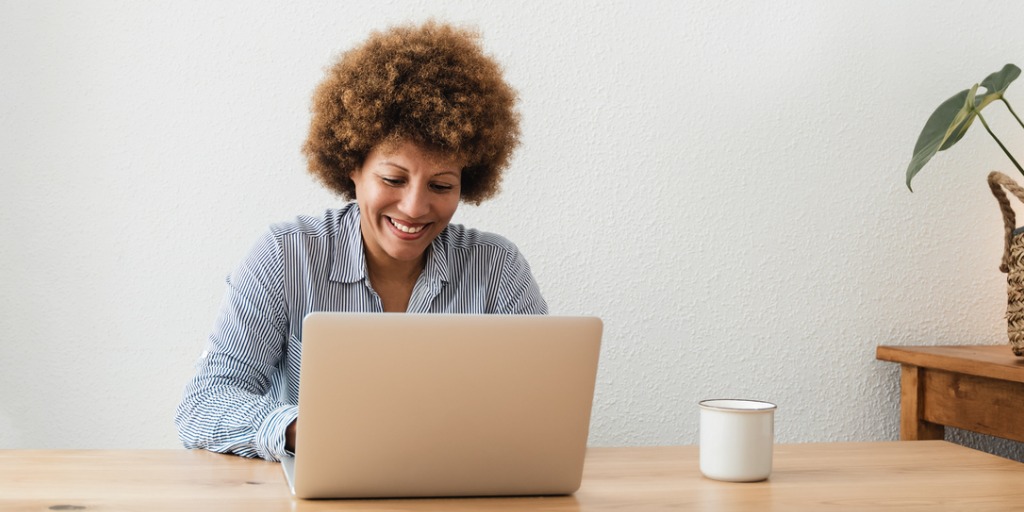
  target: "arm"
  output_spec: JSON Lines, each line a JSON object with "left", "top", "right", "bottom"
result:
{"left": 174, "top": 231, "right": 298, "bottom": 461}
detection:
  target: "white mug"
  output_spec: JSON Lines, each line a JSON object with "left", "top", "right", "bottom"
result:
{"left": 699, "top": 399, "right": 777, "bottom": 482}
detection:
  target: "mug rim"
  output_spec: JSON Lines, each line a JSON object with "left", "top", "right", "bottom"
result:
{"left": 699, "top": 398, "right": 777, "bottom": 412}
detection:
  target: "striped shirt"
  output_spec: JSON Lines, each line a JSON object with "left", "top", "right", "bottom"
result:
{"left": 174, "top": 203, "right": 548, "bottom": 461}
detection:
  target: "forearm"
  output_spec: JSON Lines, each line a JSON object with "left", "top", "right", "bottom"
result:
{"left": 175, "top": 383, "right": 298, "bottom": 461}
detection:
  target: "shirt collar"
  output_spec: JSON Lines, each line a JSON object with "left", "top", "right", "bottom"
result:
{"left": 329, "top": 203, "right": 451, "bottom": 286}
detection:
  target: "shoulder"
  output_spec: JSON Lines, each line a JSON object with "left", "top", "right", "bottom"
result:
{"left": 244, "top": 205, "right": 358, "bottom": 267}
{"left": 438, "top": 222, "right": 547, "bottom": 314}
{"left": 436, "top": 223, "right": 531, "bottom": 280}
{"left": 266, "top": 204, "right": 355, "bottom": 242}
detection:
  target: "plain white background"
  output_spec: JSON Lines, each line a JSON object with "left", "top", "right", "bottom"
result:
{"left": 4, "top": 0, "right": 1024, "bottom": 459}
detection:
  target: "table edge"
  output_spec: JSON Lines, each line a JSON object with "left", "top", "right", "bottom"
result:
{"left": 876, "top": 344, "right": 1024, "bottom": 383}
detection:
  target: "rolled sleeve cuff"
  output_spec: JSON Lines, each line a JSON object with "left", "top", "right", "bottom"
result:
{"left": 255, "top": 404, "right": 299, "bottom": 462}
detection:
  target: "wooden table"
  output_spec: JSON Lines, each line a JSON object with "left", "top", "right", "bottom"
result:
{"left": 4, "top": 442, "right": 1024, "bottom": 511}
{"left": 876, "top": 344, "right": 1024, "bottom": 441}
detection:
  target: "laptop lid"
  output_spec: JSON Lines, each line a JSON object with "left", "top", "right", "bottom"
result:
{"left": 286, "top": 313, "right": 603, "bottom": 499}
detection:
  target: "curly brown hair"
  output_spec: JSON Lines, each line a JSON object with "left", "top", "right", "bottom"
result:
{"left": 302, "top": 21, "right": 520, "bottom": 205}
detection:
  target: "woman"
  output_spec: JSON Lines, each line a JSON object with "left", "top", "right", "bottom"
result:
{"left": 174, "top": 21, "right": 547, "bottom": 462}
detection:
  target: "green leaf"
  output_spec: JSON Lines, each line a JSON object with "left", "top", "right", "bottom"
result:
{"left": 940, "top": 64, "right": 1021, "bottom": 150}
{"left": 905, "top": 87, "right": 975, "bottom": 190}
{"left": 945, "top": 84, "right": 979, "bottom": 144}
{"left": 905, "top": 64, "right": 1021, "bottom": 191}
{"left": 979, "top": 63, "right": 1020, "bottom": 108}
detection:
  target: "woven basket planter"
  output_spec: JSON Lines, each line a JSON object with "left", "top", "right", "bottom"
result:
{"left": 987, "top": 171, "right": 1024, "bottom": 356}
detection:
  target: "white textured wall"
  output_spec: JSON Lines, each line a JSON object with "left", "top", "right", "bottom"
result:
{"left": 4, "top": 0, "right": 1024, "bottom": 459}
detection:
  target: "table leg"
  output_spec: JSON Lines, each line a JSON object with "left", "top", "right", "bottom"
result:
{"left": 899, "top": 364, "right": 945, "bottom": 440}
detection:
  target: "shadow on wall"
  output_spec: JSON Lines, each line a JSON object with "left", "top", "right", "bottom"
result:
{"left": 949, "top": 429, "right": 1024, "bottom": 462}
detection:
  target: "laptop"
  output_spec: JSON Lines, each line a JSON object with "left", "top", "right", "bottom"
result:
{"left": 281, "top": 312, "right": 603, "bottom": 499}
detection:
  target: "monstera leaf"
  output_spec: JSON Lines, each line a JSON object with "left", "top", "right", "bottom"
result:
{"left": 905, "top": 64, "right": 1021, "bottom": 191}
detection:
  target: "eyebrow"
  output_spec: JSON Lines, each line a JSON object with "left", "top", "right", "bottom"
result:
{"left": 380, "top": 161, "right": 461, "bottom": 177}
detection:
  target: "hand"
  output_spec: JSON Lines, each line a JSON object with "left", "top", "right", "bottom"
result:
{"left": 285, "top": 419, "right": 297, "bottom": 452}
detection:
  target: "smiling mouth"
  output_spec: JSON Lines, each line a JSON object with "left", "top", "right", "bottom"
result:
{"left": 388, "top": 216, "right": 427, "bottom": 234}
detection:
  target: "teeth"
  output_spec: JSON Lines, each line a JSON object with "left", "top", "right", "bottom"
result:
{"left": 390, "top": 218, "right": 425, "bottom": 234}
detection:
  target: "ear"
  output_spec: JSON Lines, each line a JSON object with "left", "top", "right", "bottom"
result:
{"left": 347, "top": 167, "right": 363, "bottom": 199}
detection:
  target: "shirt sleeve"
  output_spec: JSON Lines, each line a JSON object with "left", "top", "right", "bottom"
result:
{"left": 497, "top": 243, "right": 549, "bottom": 315}
{"left": 174, "top": 230, "right": 297, "bottom": 461}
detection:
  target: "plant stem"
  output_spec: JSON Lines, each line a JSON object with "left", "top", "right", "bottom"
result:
{"left": 1003, "top": 98, "right": 1024, "bottom": 131}
{"left": 978, "top": 111, "right": 1024, "bottom": 175}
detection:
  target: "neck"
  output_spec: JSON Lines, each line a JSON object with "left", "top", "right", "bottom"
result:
{"left": 365, "top": 251, "right": 426, "bottom": 286}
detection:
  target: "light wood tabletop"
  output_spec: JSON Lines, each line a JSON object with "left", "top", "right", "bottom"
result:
{"left": 3, "top": 441, "right": 1023, "bottom": 511}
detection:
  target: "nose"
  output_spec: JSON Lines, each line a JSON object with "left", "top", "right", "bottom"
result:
{"left": 397, "top": 183, "right": 431, "bottom": 219}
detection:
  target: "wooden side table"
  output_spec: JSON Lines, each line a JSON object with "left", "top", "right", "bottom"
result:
{"left": 876, "top": 345, "right": 1024, "bottom": 442}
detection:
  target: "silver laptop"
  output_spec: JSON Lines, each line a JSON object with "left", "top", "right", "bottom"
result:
{"left": 281, "top": 312, "right": 603, "bottom": 499}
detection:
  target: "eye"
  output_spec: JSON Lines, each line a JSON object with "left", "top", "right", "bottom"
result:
{"left": 380, "top": 176, "right": 404, "bottom": 187}
{"left": 430, "top": 182, "right": 456, "bottom": 192}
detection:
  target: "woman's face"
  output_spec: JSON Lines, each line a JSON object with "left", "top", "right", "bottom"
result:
{"left": 351, "top": 140, "right": 465, "bottom": 271}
